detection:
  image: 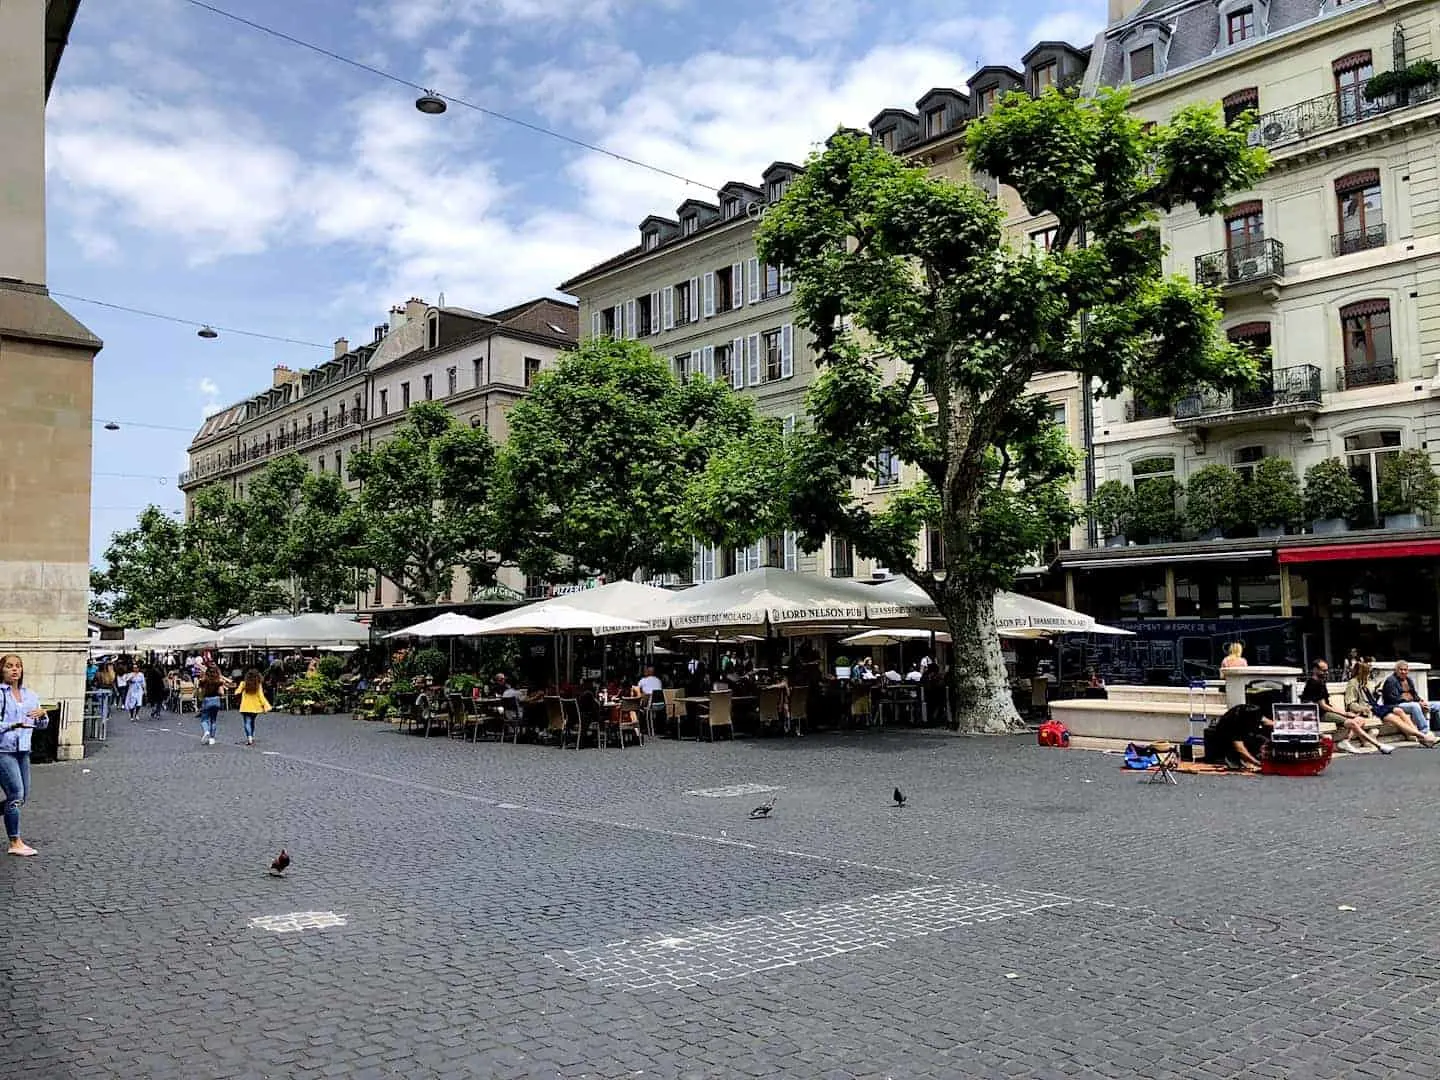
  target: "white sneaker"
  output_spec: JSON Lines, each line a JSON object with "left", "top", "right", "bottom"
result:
{"left": 1378, "top": 743, "right": 1394, "bottom": 755}
{"left": 1336, "top": 739, "right": 1358, "bottom": 753}
{"left": 246, "top": 737, "right": 253, "bottom": 746}
{"left": 205, "top": 736, "right": 215, "bottom": 746}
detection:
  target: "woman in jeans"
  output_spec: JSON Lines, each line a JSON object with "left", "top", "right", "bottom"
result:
{"left": 0, "top": 654, "right": 49, "bottom": 856}
{"left": 198, "top": 664, "right": 232, "bottom": 746}
{"left": 237, "top": 669, "right": 271, "bottom": 747}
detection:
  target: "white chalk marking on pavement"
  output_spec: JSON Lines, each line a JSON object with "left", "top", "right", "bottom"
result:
{"left": 250, "top": 911, "right": 349, "bottom": 934}
{"left": 686, "top": 782, "right": 780, "bottom": 798}
{"left": 548, "top": 882, "right": 1077, "bottom": 990}
{"left": 261, "top": 751, "right": 281, "bottom": 756}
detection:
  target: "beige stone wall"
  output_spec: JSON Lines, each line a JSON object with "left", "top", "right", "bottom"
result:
{"left": 0, "top": 333, "right": 97, "bottom": 759}
{"left": 0, "top": 0, "right": 46, "bottom": 287}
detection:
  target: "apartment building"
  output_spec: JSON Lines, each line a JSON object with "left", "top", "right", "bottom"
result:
{"left": 0, "top": 0, "right": 99, "bottom": 759}
{"left": 559, "top": 41, "right": 1094, "bottom": 587}
{"left": 1059, "top": 0, "right": 1440, "bottom": 666}
{"left": 180, "top": 295, "right": 578, "bottom": 612}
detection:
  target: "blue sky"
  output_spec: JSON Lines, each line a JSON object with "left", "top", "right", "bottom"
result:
{"left": 54, "top": 0, "right": 1104, "bottom": 564}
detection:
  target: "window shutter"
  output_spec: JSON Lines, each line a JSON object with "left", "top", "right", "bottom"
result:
{"left": 780, "top": 264, "right": 792, "bottom": 294}
{"left": 703, "top": 272, "right": 716, "bottom": 317}
{"left": 783, "top": 414, "right": 796, "bottom": 434}
{"left": 692, "top": 541, "right": 703, "bottom": 583}
{"left": 747, "top": 333, "right": 761, "bottom": 385}
{"left": 614, "top": 304, "right": 624, "bottom": 338}
{"left": 747, "top": 258, "right": 760, "bottom": 303}
{"left": 781, "top": 323, "right": 794, "bottom": 378}
{"left": 784, "top": 530, "right": 798, "bottom": 572}
{"left": 703, "top": 344, "right": 715, "bottom": 379}
{"left": 625, "top": 299, "right": 636, "bottom": 339}
{"left": 731, "top": 337, "right": 745, "bottom": 388}
{"left": 662, "top": 286, "right": 675, "bottom": 330}
{"left": 649, "top": 291, "right": 660, "bottom": 334}
{"left": 591, "top": 310, "right": 602, "bottom": 338}
{"left": 688, "top": 277, "right": 700, "bottom": 322}
{"left": 731, "top": 262, "right": 744, "bottom": 309}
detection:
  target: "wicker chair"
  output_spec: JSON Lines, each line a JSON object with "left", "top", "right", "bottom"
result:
{"left": 699, "top": 691, "right": 734, "bottom": 741}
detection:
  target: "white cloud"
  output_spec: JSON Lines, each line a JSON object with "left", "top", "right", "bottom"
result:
{"left": 198, "top": 378, "right": 223, "bottom": 418}
{"left": 1030, "top": 8, "right": 1106, "bottom": 47}
{"left": 371, "top": 0, "right": 670, "bottom": 40}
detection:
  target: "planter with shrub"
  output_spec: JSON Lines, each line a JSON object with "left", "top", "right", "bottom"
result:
{"left": 1184, "top": 464, "right": 1243, "bottom": 539}
{"left": 1378, "top": 447, "right": 1440, "bottom": 530}
{"left": 1303, "top": 457, "right": 1362, "bottom": 534}
{"left": 1364, "top": 60, "right": 1440, "bottom": 101}
{"left": 1244, "top": 457, "right": 1303, "bottom": 538}
{"left": 1130, "top": 478, "right": 1183, "bottom": 544}
{"left": 1089, "top": 481, "right": 1136, "bottom": 547}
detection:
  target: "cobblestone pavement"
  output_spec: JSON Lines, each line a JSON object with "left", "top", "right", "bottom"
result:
{"left": 5, "top": 712, "right": 1440, "bottom": 1079}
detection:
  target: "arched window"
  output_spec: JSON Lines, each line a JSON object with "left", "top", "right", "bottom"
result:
{"left": 427, "top": 311, "right": 440, "bottom": 351}
{"left": 1333, "top": 51, "right": 1373, "bottom": 124}
{"left": 1222, "top": 87, "right": 1258, "bottom": 126}
{"left": 1333, "top": 169, "right": 1383, "bottom": 254}
{"left": 1338, "top": 299, "right": 1393, "bottom": 388}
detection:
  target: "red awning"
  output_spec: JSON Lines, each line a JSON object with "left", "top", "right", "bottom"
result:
{"left": 1279, "top": 539, "right": 1440, "bottom": 564}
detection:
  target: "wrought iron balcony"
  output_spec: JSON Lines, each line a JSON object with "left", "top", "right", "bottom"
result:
{"left": 1194, "top": 238, "right": 1284, "bottom": 290}
{"left": 1335, "top": 360, "right": 1397, "bottom": 390}
{"left": 1125, "top": 397, "right": 1170, "bottom": 422}
{"left": 1332, "top": 224, "right": 1387, "bottom": 256}
{"left": 1249, "top": 78, "right": 1438, "bottom": 151}
{"left": 1173, "top": 364, "right": 1321, "bottom": 426}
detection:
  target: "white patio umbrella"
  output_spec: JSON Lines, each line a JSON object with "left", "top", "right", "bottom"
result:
{"left": 662, "top": 567, "right": 879, "bottom": 632}
{"left": 865, "top": 576, "right": 1108, "bottom": 635}
{"left": 467, "top": 603, "right": 646, "bottom": 636}
{"left": 384, "top": 612, "right": 493, "bottom": 639}
{"left": 220, "top": 613, "right": 370, "bottom": 648}
{"left": 141, "top": 622, "right": 221, "bottom": 650}
{"left": 842, "top": 628, "right": 953, "bottom": 647}
{"left": 522, "top": 580, "right": 676, "bottom": 633}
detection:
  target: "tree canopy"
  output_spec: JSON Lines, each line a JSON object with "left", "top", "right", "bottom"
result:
{"left": 693, "top": 87, "right": 1267, "bottom": 732}
{"left": 495, "top": 338, "right": 771, "bottom": 582}
{"left": 348, "top": 401, "right": 500, "bottom": 606}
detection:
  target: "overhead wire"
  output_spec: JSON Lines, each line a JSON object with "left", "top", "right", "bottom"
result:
{"left": 179, "top": 0, "right": 717, "bottom": 191}
{"left": 94, "top": 417, "right": 202, "bottom": 434}
{"left": 53, "top": 293, "right": 331, "bottom": 349}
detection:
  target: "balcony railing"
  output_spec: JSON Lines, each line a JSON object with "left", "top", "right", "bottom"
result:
{"left": 1332, "top": 224, "right": 1387, "bottom": 256}
{"left": 1195, "top": 238, "right": 1284, "bottom": 288}
{"left": 1173, "top": 363, "right": 1321, "bottom": 423}
{"left": 178, "top": 409, "right": 368, "bottom": 486}
{"left": 1335, "top": 360, "right": 1397, "bottom": 390}
{"left": 1249, "top": 78, "right": 1438, "bottom": 151}
{"left": 1125, "top": 397, "right": 1170, "bottom": 422}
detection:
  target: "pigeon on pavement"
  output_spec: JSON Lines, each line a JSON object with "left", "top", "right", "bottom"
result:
{"left": 268, "top": 849, "right": 291, "bottom": 877}
{"left": 893, "top": 787, "right": 907, "bottom": 807}
{"left": 749, "top": 798, "right": 775, "bottom": 819}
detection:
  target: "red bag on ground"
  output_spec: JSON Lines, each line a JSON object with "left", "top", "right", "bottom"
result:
{"left": 1037, "top": 720, "right": 1070, "bottom": 747}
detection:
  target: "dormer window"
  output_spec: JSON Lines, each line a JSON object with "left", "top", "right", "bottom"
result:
{"left": 1130, "top": 45, "right": 1155, "bottom": 79}
{"left": 644, "top": 231, "right": 660, "bottom": 250}
{"left": 878, "top": 128, "right": 896, "bottom": 151}
{"left": 977, "top": 86, "right": 998, "bottom": 114}
{"left": 722, "top": 196, "right": 741, "bottom": 219}
{"left": 925, "top": 107, "right": 947, "bottom": 136}
{"left": 1033, "top": 61, "right": 1058, "bottom": 94}
{"left": 426, "top": 311, "right": 439, "bottom": 350}
{"left": 767, "top": 178, "right": 789, "bottom": 203}
{"left": 1227, "top": 7, "right": 1254, "bottom": 43}
{"left": 681, "top": 216, "right": 698, "bottom": 237}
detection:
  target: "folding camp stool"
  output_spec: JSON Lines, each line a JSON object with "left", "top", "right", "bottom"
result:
{"left": 1140, "top": 741, "right": 1180, "bottom": 785}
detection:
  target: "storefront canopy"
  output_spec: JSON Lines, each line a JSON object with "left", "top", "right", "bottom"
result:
{"left": 1279, "top": 538, "right": 1440, "bottom": 564}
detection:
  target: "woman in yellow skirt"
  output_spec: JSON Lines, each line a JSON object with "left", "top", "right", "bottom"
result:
{"left": 238, "top": 668, "right": 272, "bottom": 747}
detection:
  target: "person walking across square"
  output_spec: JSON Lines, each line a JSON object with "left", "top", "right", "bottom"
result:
{"left": 238, "top": 668, "right": 271, "bottom": 747}
{"left": 197, "top": 664, "right": 232, "bottom": 746}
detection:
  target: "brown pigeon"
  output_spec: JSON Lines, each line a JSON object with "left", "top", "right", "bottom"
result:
{"left": 268, "top": 849, "right": 290, "bottom": 877}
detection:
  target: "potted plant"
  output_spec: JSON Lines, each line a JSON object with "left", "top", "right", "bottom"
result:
{"left": 1364, "top": 60, "right": 1440, "bottom": 101}
{"left": 1378, "top": 447, "right": 1440, "bottom": 530}
{"left": 1303, "top": 457, "right": 1362, "bottom": 534}
{"left": 833, "top": 655, "right": 853, "bottom": 680}
{"left": 1130, "top": 478, "right": 1183, "bottom": 544}
{"left": 1184, "top": 464, "right": 1243, "bottom": 539}
{"left": 1244, "top": 457, "right": 1303, "bottom": 538}
{"left": 1089, "top": 481, "right": 1136, "bottom": 547}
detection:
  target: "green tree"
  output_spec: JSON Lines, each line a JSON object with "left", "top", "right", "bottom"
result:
{"left": 714, "top": 90, "right": 1265, "bottom": 732}
{"left": 244, "top": 455, "right": 369, "bottom": 613}
{"left": 348, "top": 402, "right": 499, "bottom": 605}
{"left": 91, "top": 486, "right": 274, "bottom": 629}
{"left": 495, "top": 338, "right": 771, "bottom": 582}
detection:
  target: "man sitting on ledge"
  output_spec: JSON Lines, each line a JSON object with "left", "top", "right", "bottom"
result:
{"left": 1302, "top": 659, "right": 1391, "bottom": 755}
{"left": 1381, "top": 661, "right": 1440, "bottom": 735}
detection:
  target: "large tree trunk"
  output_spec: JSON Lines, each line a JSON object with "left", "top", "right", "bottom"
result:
{"left": 939, "top": 580, "right": 1025, "bottom": 734}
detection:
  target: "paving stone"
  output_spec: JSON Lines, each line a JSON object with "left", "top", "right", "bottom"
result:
{"left": 5, "top": 713, "right": 1440, "bottom": 1077}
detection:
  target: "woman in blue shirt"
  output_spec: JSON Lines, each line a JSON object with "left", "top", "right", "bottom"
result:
{"left": 0, "top": 654, "right": 49, "bottom": 856}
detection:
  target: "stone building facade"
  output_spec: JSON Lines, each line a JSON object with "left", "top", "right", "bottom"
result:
{"left": 1055, "top": 0, "right": 1440, "bottom": 664}
{"left": 179, "top": 296, "right": 578, "bottom": 611}
{"left": 0, "top": 0, "right": 100, "bottom": 759}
